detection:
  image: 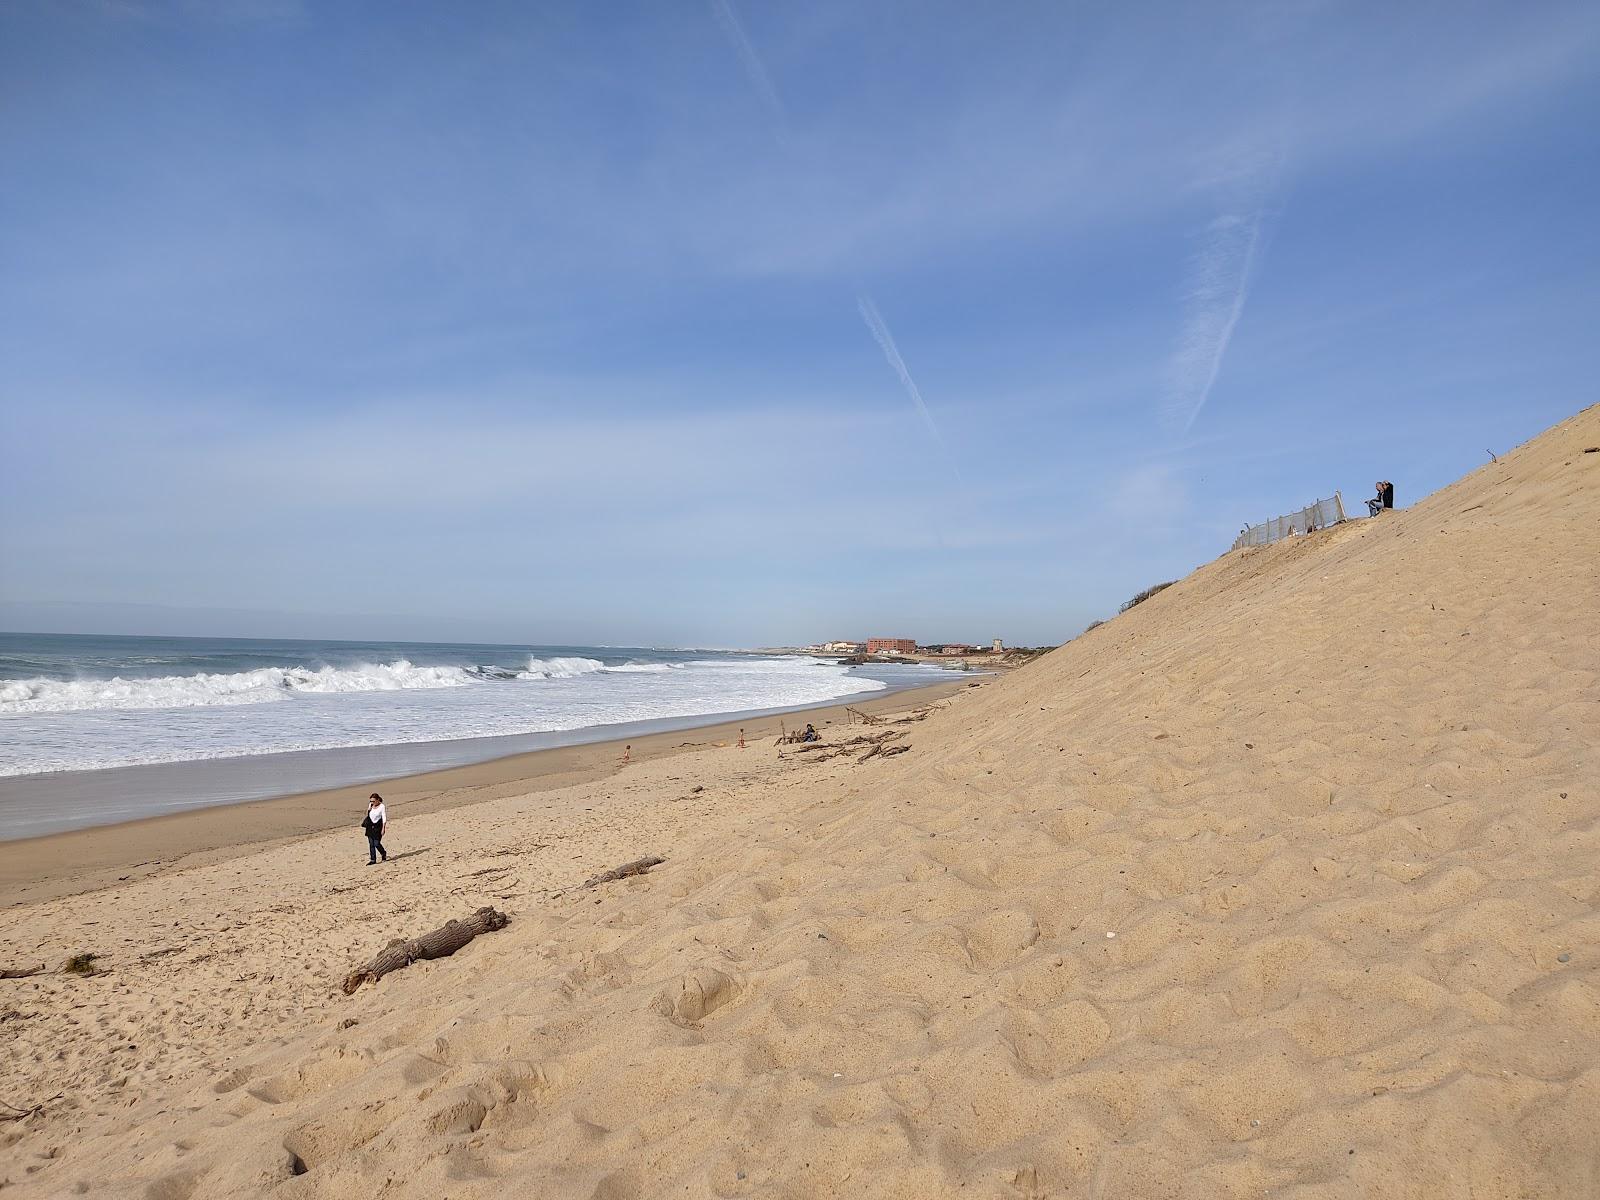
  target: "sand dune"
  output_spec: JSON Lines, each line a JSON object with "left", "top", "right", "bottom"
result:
{"left": 3, "top": 406, "right": 1597, "bottom": 1198}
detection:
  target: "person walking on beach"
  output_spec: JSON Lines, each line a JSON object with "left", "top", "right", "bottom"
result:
{"left": 363, "top": 793, "right": 388, "bottom": 865}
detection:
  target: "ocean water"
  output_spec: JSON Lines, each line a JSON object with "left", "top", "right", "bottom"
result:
{"left": 0, "top": 632, "right": 946, "bottom": 779}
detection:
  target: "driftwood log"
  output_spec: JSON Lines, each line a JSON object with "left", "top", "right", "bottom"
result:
{"left": 584, "top": 856, "right": 665, "bottom": 887}
{"left": 845, "top": 706, "right": 887, "bottom": 726}
{"left": 778, "top": 728, "right": 911, "bottom": 767}
{"left": 847, "top": 703, "right": 942, "bottom": 727}
{"left": 342, "top": 907, "right": 508, "bottom": 995}
{"left": 856, "top": 728, "right": 910, "bottom": 764}
{"left": 1, "top": 966, "right": 45, "bottom": 980}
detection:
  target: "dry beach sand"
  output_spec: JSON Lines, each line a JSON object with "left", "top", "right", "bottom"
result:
{"left": 2, "top": 405, "right": 1598, "bottom": 1198}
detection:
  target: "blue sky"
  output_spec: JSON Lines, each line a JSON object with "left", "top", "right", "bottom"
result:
{"left": 2, "top": 0, "right": 1597, "bottom": 647}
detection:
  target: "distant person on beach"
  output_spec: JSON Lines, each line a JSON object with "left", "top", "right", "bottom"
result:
{"left": 363, "top": 793, "right": 388, "bottom": 865}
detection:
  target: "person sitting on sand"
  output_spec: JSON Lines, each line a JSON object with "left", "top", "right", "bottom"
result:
{"left": 1366, "top": 480, "right": 1395, "bottom": 517}
{"left": 802, "top": 723, "right": 819, "bottom": 742}
{"left": 363, "top": 793, "right": 388, "bottom": 865}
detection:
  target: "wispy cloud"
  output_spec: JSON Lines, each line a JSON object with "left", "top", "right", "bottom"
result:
{"left": 8, "top": 1, "right": 1595, "bottom": 644}
{"left": 99, "top": 0, "right": 306, "bottom": 24}
{"left": 1108, "top": 461, "right": 1188, "bottom": 529}
{"left": 1164, "top": 147, "right": 1284, "bottom": 434}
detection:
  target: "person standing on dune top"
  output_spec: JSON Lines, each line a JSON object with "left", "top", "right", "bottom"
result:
{"left": 363, "top": 793, "right": 388, "bottom": 865}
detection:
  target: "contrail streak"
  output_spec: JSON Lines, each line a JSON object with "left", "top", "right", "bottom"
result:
{"left": 709, "top": 0, "right": 790, "bottom": 146}
{"left": 711, "top": 2, "right": 960, "bottom": 489}
{"left": 1174, "top": 209, "right": 1266, "bottom": 433}
{"left": 857, "top": 294, "right": 957, "bottom": 461}
{"left": 1165, "top": 150, "right": 1283, "bottom": 433}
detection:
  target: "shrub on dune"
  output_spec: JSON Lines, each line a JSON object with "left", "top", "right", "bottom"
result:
{"left": 1119, "top": 581, "right": 1176, "bottom": 613}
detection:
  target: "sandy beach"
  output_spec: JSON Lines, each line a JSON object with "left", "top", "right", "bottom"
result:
{"left": 2, "top": 405, "right": 1597, "bottom": 1198}
{"left": 0, "top": 680, "right": 973, "bottom": 907}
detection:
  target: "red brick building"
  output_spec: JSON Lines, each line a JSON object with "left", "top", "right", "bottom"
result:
{"left": 867, "top": 638, "right": 917, "bottom": 655}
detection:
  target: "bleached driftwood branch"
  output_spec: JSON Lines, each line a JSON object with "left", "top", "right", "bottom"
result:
{"left": 583, "top": 856, "right": 665, "bottom": 887}
{"left": 342, "top": 907, "right": 509, "bottom": 995}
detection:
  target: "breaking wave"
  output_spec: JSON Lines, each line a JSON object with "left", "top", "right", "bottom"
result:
{"left": 0, "top": 660, "right": 479, "bottom": 715}
{"left": 0, "top": 655, "right": 782, "bottom": 716}
{"left": 518, "top": 656, "right": 606, "bottom": 679}
{"left": 0, "top": 639, "right": 958, "bottom": 785}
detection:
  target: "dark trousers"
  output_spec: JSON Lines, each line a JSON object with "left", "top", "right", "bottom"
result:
{"left": 367, "top": 832, "right": 387, "bottom": 863}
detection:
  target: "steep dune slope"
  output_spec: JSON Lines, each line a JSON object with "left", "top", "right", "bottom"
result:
{"left": 10, "top": 406, "right": 1599, "bottom": 1199}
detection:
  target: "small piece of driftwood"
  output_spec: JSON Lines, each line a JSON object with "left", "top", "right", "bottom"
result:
{"left": 1, "top": 966, "right": 45, "bottom": 980}
{"left": 584, "top": 856, "right": 665, "bottom": 887}
{"left": 342, "top": 907, "right": 508, "bottom": 995}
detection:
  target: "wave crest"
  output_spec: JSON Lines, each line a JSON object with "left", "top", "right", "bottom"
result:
{"left": 0, "top": 651, "right": 902, "bottom": 723}
{"left": 518, "top": 656, "right": 606, "bottom": 679}
{"left": 0, "top": 660, "right": 475, "bottom": 715}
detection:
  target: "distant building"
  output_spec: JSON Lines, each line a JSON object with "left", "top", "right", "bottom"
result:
{"left": 823, "top": 640, "right": 863, "bottom": 654}
{"left": 993, "top": 638, "right": 1004, "bottom": 653}
{"left": 921, "top": 643, "right": 974, "bottom": 656}
{"left": 867, "top": 637, "right": 917, "bottom": 655}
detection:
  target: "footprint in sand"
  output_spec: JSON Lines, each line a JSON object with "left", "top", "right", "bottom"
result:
{"left": 653, "top": 965, "right": 746, "bottom": 1026}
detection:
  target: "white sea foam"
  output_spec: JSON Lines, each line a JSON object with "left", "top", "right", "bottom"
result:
{"left": 517, "top": 656, "right": 606, "bottom": 680}
{"left": 0, "top": 656, "right": 816, "bottom": 716}
{"left": 0, "top": 660, "right": 475, "bottom": 715}
{"left": 0, "top": 652, "right": 943, "bottom": 779}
